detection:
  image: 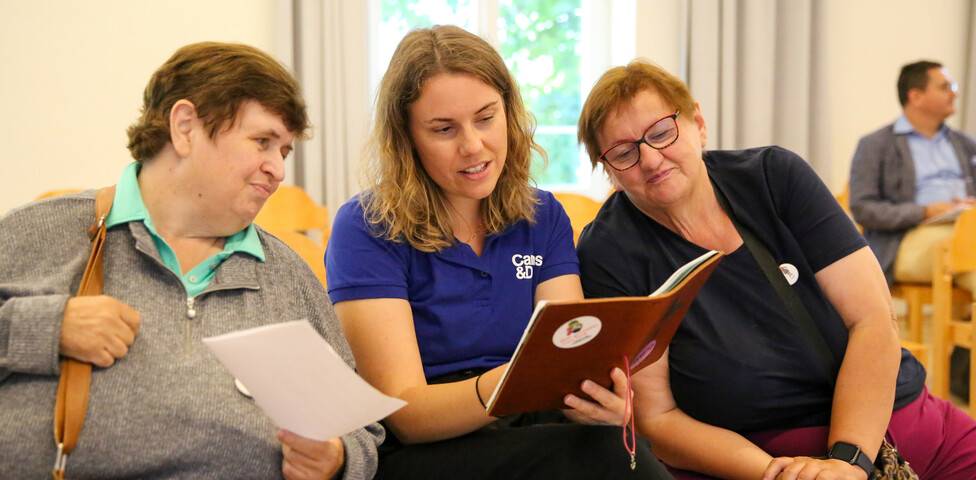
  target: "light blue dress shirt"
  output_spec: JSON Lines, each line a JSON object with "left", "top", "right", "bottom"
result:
{"left": 893, "top": 115, "right": 967, "bottom": 205}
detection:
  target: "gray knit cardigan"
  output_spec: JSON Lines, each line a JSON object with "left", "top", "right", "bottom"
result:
{"left": 0, "top": 190, "right": 382, "bottom": 479}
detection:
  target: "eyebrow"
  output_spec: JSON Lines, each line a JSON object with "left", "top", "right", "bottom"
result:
{"left": 255, "top": 129, "right": 283, "bottom": 139}
{"left": 423, "top": 100, "right": 500, "bottom": 125}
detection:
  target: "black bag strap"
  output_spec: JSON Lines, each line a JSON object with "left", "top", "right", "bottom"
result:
{"left": 711, "top": 179, "right": 839, "bottom": 377}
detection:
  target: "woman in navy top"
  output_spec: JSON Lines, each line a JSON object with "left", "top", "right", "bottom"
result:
{"left": 576, "top": 60, "right": 976, "bottom": 480}
{"left": 326, "top": 26, "right": 674, "bottom": 479}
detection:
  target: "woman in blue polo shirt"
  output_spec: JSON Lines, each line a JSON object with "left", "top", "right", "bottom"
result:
{"left": 325, "top": 25, "right": 674, "bottom": 479}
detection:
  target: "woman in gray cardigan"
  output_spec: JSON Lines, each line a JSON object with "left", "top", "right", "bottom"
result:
{"left": 0, "top": 42, "right": 382, "bottom": 479}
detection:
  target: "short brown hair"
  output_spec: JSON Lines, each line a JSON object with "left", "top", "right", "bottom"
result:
{"left": 578, "top": 59, "right": 696, "bottom": 168}
{"left": 126, "top": 41, "right": 310, "bottom": 161}
{"left": 897, "top": 60, "right": 942, "bottom": 106}
{"left": 362, "top": 25, "right": 543, "bottom": 252}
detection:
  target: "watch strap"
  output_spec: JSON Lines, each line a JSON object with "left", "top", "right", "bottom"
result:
{"left": 829, "top": 441, "right": 877, "bottom": 477}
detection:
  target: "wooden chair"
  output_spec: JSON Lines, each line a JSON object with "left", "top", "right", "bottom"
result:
{"left": 36, "top": 188, "right": 82, "bottom": 200}
{"left": 552, "top": 192, "right": 603, "bottom": 245}
{"left": 255, "top": 185, "right": 331, "bottom": 288}
{"left": 931, "top": 208, "right": 976, "bottom": 409}
{"left": 255, "top": 184, "right": 330, "bottom": 246}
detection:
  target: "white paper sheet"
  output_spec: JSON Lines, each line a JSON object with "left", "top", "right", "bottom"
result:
{"left": 203, "top": 319, "right": 405, "bottom": 441}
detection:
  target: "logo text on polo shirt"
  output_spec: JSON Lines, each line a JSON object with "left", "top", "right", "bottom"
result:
{"left": 512, "top": 254, "right": 543, "bottom": 279}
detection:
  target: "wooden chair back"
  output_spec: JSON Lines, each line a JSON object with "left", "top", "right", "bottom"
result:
{"left": 552, "top": 192, "right": 603, "bottom": 245}
{"left": 931, "top": 207, "right": 976, "bottom": 411}
{"left": 255, "top": 185, "right": 330, "bottom": 243}
{"left": 254, "top": 185, "right": 331, "bottom": 289}
{"left": 36, "top": 189, "right": 83, "bottom": 200}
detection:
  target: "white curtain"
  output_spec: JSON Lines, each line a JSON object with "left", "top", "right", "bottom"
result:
{"left": 962, "top": 0, "right": 976, "bottom": 135}
{"left": 289, "top": 0, "right": 371, "bottom": 216}
{"left": 678, "top": 0, "right": 814, "bottom": 164}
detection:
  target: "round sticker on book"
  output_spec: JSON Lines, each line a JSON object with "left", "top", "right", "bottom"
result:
{"left": 552, "top": 316, "right": 602, "bottom": 349}
{"left": 779, "top": 263, "right": 799, "bottom": 285}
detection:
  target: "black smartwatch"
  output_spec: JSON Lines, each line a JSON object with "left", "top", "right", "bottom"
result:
{"left": 827, "top": 441, "right": 877, "bottom": 477}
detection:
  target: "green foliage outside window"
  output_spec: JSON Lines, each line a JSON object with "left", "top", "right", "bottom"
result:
{"left": 498, "top": 0, "right": 581, "bottom": 185}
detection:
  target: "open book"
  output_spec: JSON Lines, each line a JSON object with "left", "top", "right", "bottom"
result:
{"left": 486, "top": 250, "right": 723, "bottom": 417}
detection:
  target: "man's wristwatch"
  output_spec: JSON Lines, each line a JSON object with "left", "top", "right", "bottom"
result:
{"left": 827, "top": 441, "right": 877, "bottom": 477}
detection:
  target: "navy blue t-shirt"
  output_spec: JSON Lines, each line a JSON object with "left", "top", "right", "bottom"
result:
{"left": 578, "top": 146, "right": 925, "bottom": 433}
{"left": 326, "top": 189, "right": 580, "bottom": 380}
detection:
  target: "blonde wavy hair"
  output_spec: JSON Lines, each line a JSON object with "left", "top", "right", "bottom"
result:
{"left": 362, "top": 25, "right": 544, "bottom": 252}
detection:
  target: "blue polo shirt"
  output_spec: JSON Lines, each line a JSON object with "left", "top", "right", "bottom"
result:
{"left": 326, "top": 189, "right": 580, "bottom": 379}
{"left": 107, "top": 162, "right": 265, "bottom": 297}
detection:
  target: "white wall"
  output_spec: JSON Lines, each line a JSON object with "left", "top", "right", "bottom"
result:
{"left": 810, "top": 0, "right": 971, "bottom": 191}
{"left": 0, "top": 0, "right": 282, "bottom": 213}
{"left": 1, "top": 0, "right": 973, "bottom": 213}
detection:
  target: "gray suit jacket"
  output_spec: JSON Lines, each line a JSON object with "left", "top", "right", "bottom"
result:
{"left": 849, "top": 122, "right": 976, "bottom": 285}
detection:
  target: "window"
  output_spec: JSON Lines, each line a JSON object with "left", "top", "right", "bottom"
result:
{"left": 371, "top": 0, "right": 630, "bottom": 197}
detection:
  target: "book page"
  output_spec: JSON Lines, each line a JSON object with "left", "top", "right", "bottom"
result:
{"left": 203, "top": 320, "right": 406, "bottom": 441}
{"left": 650, "top": 250, "right": 720, "bottom": 296}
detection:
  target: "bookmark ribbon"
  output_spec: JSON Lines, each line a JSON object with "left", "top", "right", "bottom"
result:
{"left": 622, "top": 355, "right": 636, "bottom": 470}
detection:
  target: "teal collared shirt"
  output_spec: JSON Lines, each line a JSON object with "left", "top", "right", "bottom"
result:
{"left": 106, "top": 162, "right": 265, "bottom": 297}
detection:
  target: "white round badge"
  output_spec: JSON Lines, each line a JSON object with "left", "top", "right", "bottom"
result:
{"left": 552, "top": 315, "right": 602, "bottom": 349}
{"left": 779, "top": 263, "right": 799, "bottom": 285}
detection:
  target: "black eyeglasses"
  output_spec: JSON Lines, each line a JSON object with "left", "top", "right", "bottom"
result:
{"left": 599, "top": 111, "right": 680, "bottom": 171}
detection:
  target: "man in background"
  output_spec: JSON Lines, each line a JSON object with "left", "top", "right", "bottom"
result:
{"left": 850, "top": 59, "right": 976, "bottom": 400}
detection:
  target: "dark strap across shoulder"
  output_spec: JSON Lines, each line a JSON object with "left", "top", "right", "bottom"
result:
{"left": 710, "top": 179, "right": 839, "bottom": 378}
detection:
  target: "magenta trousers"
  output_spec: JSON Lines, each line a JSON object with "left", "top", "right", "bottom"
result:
{"left": 667, "top": 387, "right": 976, "bottom": 480}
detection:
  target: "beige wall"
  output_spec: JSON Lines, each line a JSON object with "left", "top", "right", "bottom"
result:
{"left": 811, "top": 0, "right": 971, "bottom": 191}
{"left": 0, "top": 0, "right": 972, "bottom": 213}
{"left": 0, "top": 0, "right": 282, "bottom": 213}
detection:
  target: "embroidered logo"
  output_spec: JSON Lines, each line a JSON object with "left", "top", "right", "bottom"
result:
{"left": 512, "top": 254, "right": 543, "bottom": 279}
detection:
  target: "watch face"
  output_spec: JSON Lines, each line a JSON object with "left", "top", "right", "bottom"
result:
{"left": 829, "top": 442, "right": 861, "bottom": 462}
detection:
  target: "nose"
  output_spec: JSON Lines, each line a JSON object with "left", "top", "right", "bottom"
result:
{"left": 458, "top": 125, "right": 484, "bottom": 157}
{"left": 263, "top": 151, "right": 286, "bottom": 183}
{"left": 637, "top": 142, "right": 665, "bottom": 170}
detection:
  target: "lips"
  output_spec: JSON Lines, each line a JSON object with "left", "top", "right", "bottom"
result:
{"left": 460, "top": 162, "right": 489, "bottom": 174}
{"left": 647, "top": 167, "right": 675, "bottom": 184}
{"left": 252, "top": 183, "right": 275, "bottom": 197}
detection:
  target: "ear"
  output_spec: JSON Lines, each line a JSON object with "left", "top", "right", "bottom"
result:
{"left": 906, "top": 87, "right": 924, "bottom": 106}
{"left": 692, "top": 102, "right": 707, "bottom": 148}
{"left": 169, "top": 99, "right": 198, "bottom": 158}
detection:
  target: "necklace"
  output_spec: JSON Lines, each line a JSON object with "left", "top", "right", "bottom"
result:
{"left": 462, "top": 222, "right": 484, "bottom": 244}
{"left": 449, "top": 204, "right": 484, "bottom": 244}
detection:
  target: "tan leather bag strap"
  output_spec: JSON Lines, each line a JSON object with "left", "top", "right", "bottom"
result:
{"left": 53, "top": 186, "right": 115, "bottom": 480}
